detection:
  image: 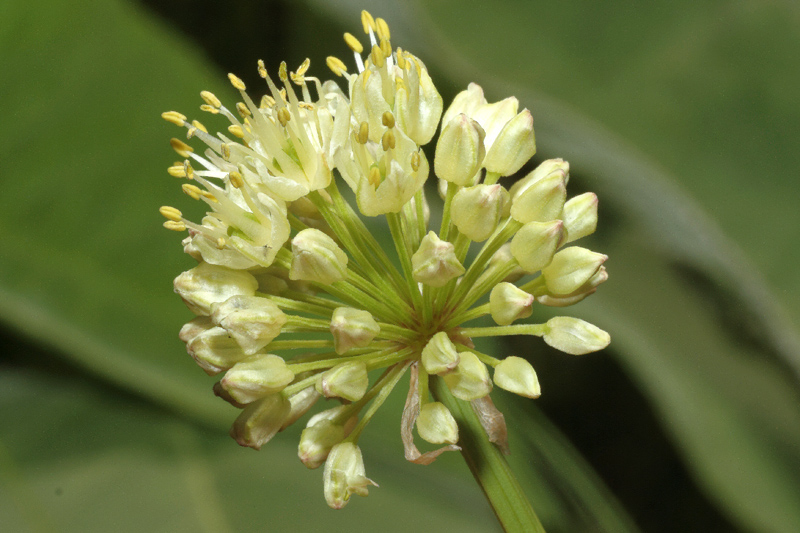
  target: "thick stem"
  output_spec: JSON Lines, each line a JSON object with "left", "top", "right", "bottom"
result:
{"left": 431, "top": 377, "right": 545, "bottom": 533}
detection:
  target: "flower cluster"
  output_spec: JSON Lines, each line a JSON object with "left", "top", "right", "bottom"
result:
{"left": 161, "top": 11, "right": 609, "bottom": 509}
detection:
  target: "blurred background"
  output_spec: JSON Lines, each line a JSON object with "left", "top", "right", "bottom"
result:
{"left": 2, "top": 0, "right": 799, "bottom": 531}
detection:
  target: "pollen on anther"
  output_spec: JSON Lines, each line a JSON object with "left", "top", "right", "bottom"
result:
{"left": 381, "top": 130, "right": 396, "bottom": 151}
{"left": 170, "top": 138, "right": 194, "bottom": 157}
{"left": 257, "top": 59, "right": 268, "bottom": 79}
{"left": 344, "top": 32, "right": 363, "bottom": 54}
{"left": 296, "top": 58, "right": 310, "bottom": 77}
{"left": 182, "top": 183, "right": 203, "bottom": 200}
{"left": 326, "top": 56, "right": 348, "bottom": 76}
{"left": 361, "top": 10, "right": 376, "bottom": 34}
{"left": 228, "top": 125, "right": 245, "bottom": 138}
{"left": 278, "top": 62, "right": 288, "bottom": 82}
{"left": 379, "top": 38, "right": 391, "bottom": 59}
{"left": 368, "top": 166, "right": 381, "bottom": 187}
{"left": 228, "top": 73, "right": 246, "bottom": 90}
{"left": 375, "top": 17, "right": 391, "bottom": 41}
{"left": 357, "top": 122, "right": 370, "bottom": 144}
{"left": 382, "top": 111, "right": 395, "bottom": 129}
{"left": 277, "top": 107, "right": 292, "bottom": 127}
{"left": 229, "top": 171, "right": 244, "bottom": 189}
{"left": 161, "top": 111, "right": 187, "bottom": 126}
{"left": 183, "top": 160, "right": 195, "bottom": 179}
{"left": 159, "top": 205, "right": 183, "bottom": 222}
{"left": 220, "top": 143, "right": 231, "bottom": 160}
{"left": 411, "top": 151, "right": 421, "bottom": 172}
{"left": 200, "top": 91, "right": 222, "bottom": 108}
{"left": 168, "top": 165, "right": 186, "bottom": 178}
{"left": 200, "top": 104, "right": 219, "bottom": 114}
{"left": 370, "top": 45, "right": 385, "bottom": 68}
{"left": 163, "top": 220, "right": 186, "bottom": 231}
{"left": 191, "top": 120, "right": 208, "bottom": 133}
{"left": 236, "top": 102, "right": 251, "bottom": 118}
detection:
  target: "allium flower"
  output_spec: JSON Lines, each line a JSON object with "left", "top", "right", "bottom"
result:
{"left": 161, "top": 10, "right": 609, "bottom": 510}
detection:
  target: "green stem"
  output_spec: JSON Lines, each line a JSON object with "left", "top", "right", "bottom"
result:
{"left": 431, "top": 377, "right": 544, "bottom": 533}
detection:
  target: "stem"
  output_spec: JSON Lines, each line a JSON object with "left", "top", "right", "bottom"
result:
{"left": 431, "top": 377, "right": 544, "bottom": 533}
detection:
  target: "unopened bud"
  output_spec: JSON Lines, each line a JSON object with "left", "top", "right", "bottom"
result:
{"left": 489, "top": 283, "right": 534, "bottom": 326}
{"left": 443, "top": 351, "right": 492, "bottom": 401}
{"left": 493, "top": 356, "right": 541, "bottom": 398}
{"left": 281, "top": 386, "right": 321, "bottom": 430}
{"left": 541, "top": 247, "right": 607, "bottom": 295}
{"left": 543, "top": 317, "right": 610, "bottom": 355}
{"left": 510, "top": 220, "right": 564, "bottom": 273}
{"left": 211, "top": 295, "right": 287, "bottom": 355}
{"left": 174, "top": 262, "right": 258, "bottom": 315}
{"left": 330, "top": 307, "right": 380, "bottom": 355}
{"left": 421, "top": 332, "right": 460, "bottom": 374}
{"left": 221, "top": 354, "right": 295, "bottom": 404}
{"left": 412, "top": 232, "right": 465, "bottom": 287}
{"left": 299, "top": 419, "right": 348, "bottom": 469}
{"left": 509, "top": 159, "right": 568, "bottom": 224}
{"left": 290, "top": 228, "right": 348, "bottom": 285}
{"left": 537, "top": 267, "right": 608, "bottom": 307}
{"left": 181, "top": 318, "right": 249, "bottom": 375}
{"left": 323, "top": 442, "right": 376, "bottom": 509}
{"left": 230, "top": 393, "right": 291, "bottom": 450}
{"left": 488, "top": 243, "right": 526, "bottom": 283}
{"left": 416, "top": 402, "right": 459, "bottom": 444}
{"left": 316, "top": 361, "right": 369, "bottom": 401}
{"left": 562, "top": 192, "right": 598, "bottom": 243}
{"left": 483, "top": 109, "right": 536, "bottom": 176}
{"left": 451, "top": 184, "right": 510, "bottom": 241}
{"left": 434, "top": 114, "right": 485, "bottom": 185}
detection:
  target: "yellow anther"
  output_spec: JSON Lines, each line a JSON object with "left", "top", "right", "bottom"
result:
{"left": 220, "top": 143, "right": 231, "bottom": 160}
{"left": 357, "top": 122, "right": 369, "bottom": 144}
{"left": 326, "top": 56, "right": 348, "bottom": 76}
{"left": 191, "top": 120, "right": 208, "bottom": 133}
{"left": 370, "top": 44, "right": 385, "bottom": 68}
{"left": 217, "top": 237, "right": 227, "bottom": 248}
{"left": 182, "top": 183, "right": 203, "bottom": 200}
{"left": 229, "top": 171, "right": 244, "bottom": 189}
{"left": 278, "top": 61, "right": 288, "bottom": 82}
{"left": 375, "top": 17, "right": 391, "bottom": 41}
{"left": 228, "top": 124, "right": 244, "bottom": 138}
{"left": 380, "top": 38, "right": 391, "bottom": 59}
{"left": 183, "top": 160, "right": 195, "bottom": 179}
{"left": 159, "top": 205, "right": 183, "bottom": 222}
{"left": 344, "top": 32, "right": 363, "bottom": 54}
{"left": 161, "top": 111, "right": 186, "bottom": 126}
{"left": 228, "top": 73, "right": 246, "bottom": 90}
{"left": 395, "top": 47, "right": 406, "bottom": 69}
{"left": 299, "top": 102, "right": 315, "bottom": 110}
{"left": 382, "top": 111, "right": 395, "bottom": 129}
{"left": 257, "top": 59, "right": 268, "bottom": 79}
{"left": 186, "top": 126, "right": 198, "bottom": 139}
{"left": 170, "top": 138, "right": 194, "bottom": 157}
{"left": 163, "top": 220, "right": 187, "bottom": 231}
{"left": 235, "top": 102, "right": 251, "bottom": 118}
{"left": 168, "top": 165, "right": 186, "bottom": 178}
{"left": 296, "top": 58, "right": 310, "bottom": 76}
{"left": 368, "top": 166, "right": 382, "bottom": 187}
{"left": 279, "top": 88, "right": 287, "bottom": 102}
{"left": 200, "top": 90, "right": 221, "bottom": 108}
{"left": 361, "top": 10, "right": 376, "bottom": 33}
{"left": 261, "top": 94, "right": 276, "bottom": 109}
{"left": 277, "top": 107, "right": 291, "bottom": 127}
{"left": 381, "top": 130, "right": 396, "bottom": 151}
{"left": 410, "top": 151, "right": 421, "bottom": 172}
{"left": 200, "top": 104, "right": 219, "bottom": 114}
{"left": 290, "top": 71, "right": 305, "bottom": 85}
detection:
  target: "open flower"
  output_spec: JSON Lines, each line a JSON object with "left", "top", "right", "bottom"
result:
{"left": 161, "top": 10, "right": 609, "bottom": 509}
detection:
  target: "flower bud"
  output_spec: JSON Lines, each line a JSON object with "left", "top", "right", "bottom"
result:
{"left": 451, "top": 184, "right": 510, "bottom": 242}
{"left": 230, "top": 393, "right": 291, "bottom": 450}
{"left": 210, "top": 295, "right": 287, "bottom": 355}
{"left": 441, "top": 83, "right": 486, "bottom": 128}
{"left": 323, "top": 442, "right": 376, "bottom": 509}
{"left": 434, "top": 114, "right": 485, "bottom": 186}
{"left": 541, "top": 247, "right": 607, "bottom": 296}
{"left": 562, "top": 192, "right": 598, "bottom": 243}
{"left": 489, "top": 283, "right": 534, "bottom": 326}
{"left": 316, "top": 361, "right": 369, "bottom": 401}
{"left": 493, "top": 356, "right": 541, "bottom": 398}
{"left": 180, "top": 318, "right": 249, "bottom": 375}
{"left": 221, "top": 354, "right": 295, "bottom": 404}
{"left": 488, "top": 243, "right": 526, "bottom": 283}
{"left": 330, "top": 307, "right": 380, "bottom": 355}
{"left": 543, "top": 317, "right": 610, "bottom": 355}
{"left": 174, "top": 262, "right": 258, "bottom": 315}
{"left": 443, "top": 351, "right": 492, "bottom": 401}
{"left": 281, "top": 386, "right": 321, "bottom": 430}
{"left": 483, "top": 109, "right": 536, "bottom": 176}
{"left": 412, "top": 232, "right": 465, "bottom": 287}
{"left": 289, "top": 228, "right": 348, "bottom": 285}
{"left": 537, "top": 266, "right": 608, "bottom": 307}
{"left": 510, "top": 220, "right": 564, "bottom": 273}
{"left": 416, "top": 402, "right": 459, "bottom": 444}
{"left": 509, "top": 159, "right": 568, "bottom": 224}
{"left": 421, "top": 332, "right": 460, "bottom": 374}
{"left": 299, "top": 419, "right": 348, "bottom": 469}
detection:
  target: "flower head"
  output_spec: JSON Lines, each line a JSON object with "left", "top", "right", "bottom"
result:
{"left": 161, "top": 10, "right": 609, "bottom": 509}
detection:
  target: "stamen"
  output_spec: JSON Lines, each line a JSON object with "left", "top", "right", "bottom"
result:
{"left": 357, "top": 122, "right": 370, "bottom": 144}
{"left": 326, "top": 56, "right": 348, "bottom": 77}
{"left": 183, "top": 160, "right": 195, "bottom": 179}
{"left": 361, "top": 10, "right": 376, "bottom": 33}
{"left": 168, "top": 165, "right": 186, "bottom": 178}
{"left": 411, "top": 151, "right": 421, "bottom": 172}
{"left": 277, "top": 107, "right": 291, "bottom": 127}
{"left": 296, "top": 58, "right": 311, "bottom": 76}
{"left": 163, "top": 220, "right": 186, "bottom": 231}
{"left": 220, "top": 143, "right": 231, "bottom": 160}
{"left": 170, "top": 138, "right": 194, "bottom": 157}
{"left": 381, "top": 130, "right": 396, "bottom": 151}
{"left": 236, "top": 102, "right": 251, "bottom": 117}
{"left": 227, "top": 73, "right": 246, "bottom": 90}
{"left": 344, "top": 32, "right": 363, "bottom": 54}
{"left": 257, "top": 59, "right": 268, "bottom": 79}
{"left": 191, "top": 120, "right": 208, "bottom": 133}
{"left": 375, "top": 17, "right": 391, "bottom": 41}
{"left": 395, "top": 47, "right": 407, "bottom": 69}
{"left": 200, "top": 91, "right": 222, "bottom": 108}
{"left": 182, "top": 183, "right": 203, "bottom": 200}
{"left": 228, "top": 125, "right": 245, "bottom": 138}
{"left": 370, "top": 45, "right": 385, "bottom": 68}
{"left": 161, "top": 111, "right": 186, "bottom": 126}
{"left": 368, "top": 167, "right": 381, "bottom": 187}
{"left": 228, "top": 171, "right": 244, "bottom": 188}
{"left": 379, "top": 38, "right": 391, "bottom": 59}
{"left": 159, "top": 205, "right": 183, "bottom": 221}
{"left": 200, "top": 104, "right": 219, "bottom": 114}
{"left": 381, "top": 111, "right": 395, "bottom": 129}
{"left": 278, "top": 61, "right": 288, "bottom": 82}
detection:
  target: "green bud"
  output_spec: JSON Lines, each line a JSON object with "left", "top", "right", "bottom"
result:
{"left": 289, "top": 228, "right": 348, "bottom": 284}
{"left": 323, "top": 442, "right": 376, "bottom": 509}
{"left": 174, "top": 262, "right": 258, "bottom": 316}
{"left": 211, "top": 295, "right": 287, "bottom": 355}
{"left": 493, "top": 356, "right": 541, "bottom": 398}
{"left": 541, "top": 247, "right": 607, "bottom": 295}
{"left": 543, "top": 317, "right": 611, "bottom": 355}
{"left": 434, "top": 114, "right": 485, "bottom": 186}
{"left": 421, "top": 332, "right": 460, "bottom": 374}
{"left": 316, "top": 361, "right": 369, "bottom": 401}
{"left": 412, "top": 231, "right": 465, "bottom": 287}
{"left": 280, "top": 386, "right": 321, "bottom": 430}
{"left": 330, "top": 307, "right": 380, "bottom": 355}
{"left": 180, "top": 317, "right": 248, "bottom": 375}
{"left": 299, "top": 419, "right": 348, "bottom": 469}
{"left": 510, "top": 220, "right": 564, "bottom": 273}
{"left": 416, "top": 402, "right": 459, "bottom": 444}
{"left": 442, "top": 83, "right": 487, "bottom": 127}
{"left": 229, "top": 393, "right": 291, "bottom": 450}
{"left": 489, "top": 282, "right": 534, "bottom": 325}
{"left": 537, "top": 266, "right": 608, "bottom": 307}
{"left": 221, "top": 354, "right": 295, "bottom": 404}
{"left": 509, "top": 159, "right": 568, "bottom": 224}
{"left": 562, "top": 192, "right": 598, "bottom": 243}
{"left": 488, "top": 243, "right": 526, "bottom": 283}
{"left": 451, "top": 184, "right": 510, "bottom": 242}
{"left": 483, "top": 109, "right": 536, "bottom": 176}
{"left": 443, "top": 351, "right": 492, "bottom": 401}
